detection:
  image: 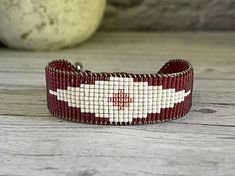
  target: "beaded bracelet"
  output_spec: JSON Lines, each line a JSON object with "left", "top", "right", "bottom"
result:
{"left": 45, "top": 59, "right": 193, "bottom": 125}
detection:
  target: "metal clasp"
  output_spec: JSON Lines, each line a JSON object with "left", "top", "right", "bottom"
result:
{"left": 74, "top": 62, "right": 91, "bottom": 73}
{"left": 75, "top": 62, "right": 83, "bottom": 72}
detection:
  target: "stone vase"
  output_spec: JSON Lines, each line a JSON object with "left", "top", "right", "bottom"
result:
{"left": 0, "top": 0, "right": 106, "bottom": 50}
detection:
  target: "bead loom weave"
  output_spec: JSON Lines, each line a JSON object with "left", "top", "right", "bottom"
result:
{"left": 45, "top": 59, "right": 194, "bottom": 125}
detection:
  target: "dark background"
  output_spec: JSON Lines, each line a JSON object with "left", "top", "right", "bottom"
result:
{"left": 101, "top": 0, "right": 235, "bottom": 31}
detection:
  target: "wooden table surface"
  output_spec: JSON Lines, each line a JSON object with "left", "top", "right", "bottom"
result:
{"left": 0, "top": 32, "right": 235, "bottom": 176}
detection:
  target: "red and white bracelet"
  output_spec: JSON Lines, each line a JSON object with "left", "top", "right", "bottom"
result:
{"left": 45, "top": 59, "right": 193, "bottom": 125}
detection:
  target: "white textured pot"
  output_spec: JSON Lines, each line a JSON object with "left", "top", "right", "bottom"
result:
{"left": 0, "top": 0, "right": 106, "bottom": 50}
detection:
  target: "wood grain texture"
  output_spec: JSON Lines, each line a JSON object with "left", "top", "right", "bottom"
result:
{"left": 0, "top": 32, "right": 235, "bottom": 176}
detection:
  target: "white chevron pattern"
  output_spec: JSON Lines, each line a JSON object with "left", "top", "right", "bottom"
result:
{"left": 49, "top": 77, "right": 190, "bottom": 123}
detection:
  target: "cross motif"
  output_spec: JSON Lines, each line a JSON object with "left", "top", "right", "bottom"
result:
{"left": 108, "top": 89, "right": 134, "bottom": 110}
